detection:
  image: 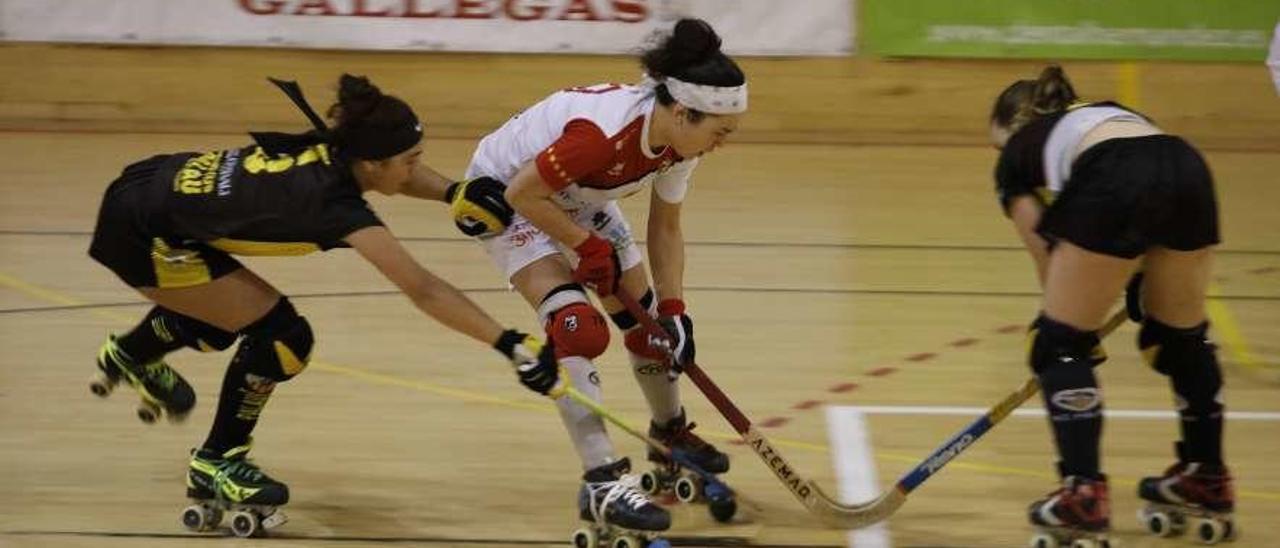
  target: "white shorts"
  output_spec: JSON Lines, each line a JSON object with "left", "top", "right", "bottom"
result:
{"left": 478, "top": 199, "right": 643, "bottom": 283}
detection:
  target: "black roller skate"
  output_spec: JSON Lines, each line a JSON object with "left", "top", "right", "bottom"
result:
{"left": 181, "top": 440, "right": 289, "bottom": 538}
{"left": 1137, "top": 457, "right": 1237, "bottom": 544}
{"left": 573, "top": 458, "right": 672, "bottom": 548}
{"left": 639, "top": 410, "right": 737, "bottom": 523}
{"left": 1028, "top": 475, "right": 1112, "bottom": 548}
{"left": 90, "top": 336, "right": 195, "bottom": 423}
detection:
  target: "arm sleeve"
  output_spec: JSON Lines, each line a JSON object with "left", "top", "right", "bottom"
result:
{"left": 534, "top": 119, "right": 615, "bottom": 191}
{"left": 653, "top": 157, "right": 699, "bottom": 204}
{"left": 319, "top": 198, "right": 385, "bottom": 250}
{"left": 993, "top": 135, "right": 1043, "bottom": 216}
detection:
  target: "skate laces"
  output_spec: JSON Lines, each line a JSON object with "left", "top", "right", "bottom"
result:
{"left": 586, "top": 474, "right": 651, "bottom": 524}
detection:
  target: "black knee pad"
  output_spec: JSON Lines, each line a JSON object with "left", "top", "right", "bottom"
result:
{"left": 1139, "top": 318, "right": 1222, "bottom": 414}
{"left": 608, "top": 288, "right": 655, "bottom": 330}
{"left": 148, "top": 306, "right": 239, "bottom": 352}
{"left": 1027, "top": 314, "right": 1106, "bottom": 375}
{"left": 234, "top": 298, "right": 314, "bottom": 382}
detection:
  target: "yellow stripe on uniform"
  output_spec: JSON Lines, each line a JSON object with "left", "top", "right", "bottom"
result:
{"left": 150, "top": 238, "right": 212, "bottom": 288}
{"left": 209, "top": 238, "right": 319, "bottom": 256}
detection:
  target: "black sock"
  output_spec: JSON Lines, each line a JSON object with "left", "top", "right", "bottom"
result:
{"left": 202, "top": 352, "right": 275, "bottom": 453}
{"left": 115, "top": 307, "right": 188, "bottom": 364}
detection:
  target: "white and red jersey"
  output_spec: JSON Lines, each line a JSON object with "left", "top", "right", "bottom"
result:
{"left": 465, "top": 83, "right": 699, "bottom": 207}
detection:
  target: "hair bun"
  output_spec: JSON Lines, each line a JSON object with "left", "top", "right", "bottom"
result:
{"left": 337, "top": 73, "right": 383, "bottom": 118}
{"left": 670, "top": 18, "right": 721, "bottom": 64}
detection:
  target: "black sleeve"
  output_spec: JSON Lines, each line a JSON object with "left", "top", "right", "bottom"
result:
{"left": 317, "top": 197, "right": 385, "bottom": 250}
{"left": 993, "top": 130, "right": 1046, "bottom": 217}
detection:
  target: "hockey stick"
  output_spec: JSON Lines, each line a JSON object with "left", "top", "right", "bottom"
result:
{"left": 615, "top": 288, "right": 1125, "bottom": 528}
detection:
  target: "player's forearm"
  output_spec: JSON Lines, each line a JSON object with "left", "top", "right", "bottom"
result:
{"left": 647, "top": 221, "right": 685, "bottom": 302}
{"left": 403, "top": 164, "right": 456, "bottom": 202}
{"left": 408, "top": 273, "right": 505, "bottom": 345}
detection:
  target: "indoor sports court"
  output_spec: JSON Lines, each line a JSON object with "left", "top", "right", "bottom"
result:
{"left": 2, "top": 3, "right": 1277, "bottom": 547}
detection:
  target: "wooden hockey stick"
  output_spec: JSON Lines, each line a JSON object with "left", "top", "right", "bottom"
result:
{"left": 614, "top": 288, "right": 1126, "bottom": 528}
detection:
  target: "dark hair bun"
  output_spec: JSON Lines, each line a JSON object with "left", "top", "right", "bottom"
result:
{"left": 336, "top": 73, "right": 383, "bottom": 119}
{"left": 669, "top": 18, "right": 721, "bottom": 66}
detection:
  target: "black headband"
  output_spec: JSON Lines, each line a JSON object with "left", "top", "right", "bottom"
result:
{"left": 337, "top": 111, "right": 423, "bottom": 160}
{"left": 265, "top": 77, "right": 422, "bottom": 161}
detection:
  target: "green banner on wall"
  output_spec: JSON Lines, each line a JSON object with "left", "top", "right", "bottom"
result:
{"left": 862, "top": 1, "right": 1279, "bottom": 61}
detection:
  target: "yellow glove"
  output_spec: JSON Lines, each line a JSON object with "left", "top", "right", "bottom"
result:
{"left": 445, "top": 177, "right": 514, "bottom": 237}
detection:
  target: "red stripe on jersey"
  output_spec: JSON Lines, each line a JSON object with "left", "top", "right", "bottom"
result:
{"left": 534, "top": 117, "right": 680, "bottom": 192}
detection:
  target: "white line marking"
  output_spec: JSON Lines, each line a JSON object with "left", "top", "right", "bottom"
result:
{"left": 841, "top": 405, "right": 1280, "bottom": 421}
{"left": 827, "top": 406, "right": 892, "bottom": 548}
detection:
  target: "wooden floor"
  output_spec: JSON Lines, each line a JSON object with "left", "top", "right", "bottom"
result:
{"left": 1, "top": 47, "right": 1278, "bottom": 548}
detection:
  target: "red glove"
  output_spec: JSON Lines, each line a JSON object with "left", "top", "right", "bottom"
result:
{"left": 573, "top": 234, "right": 621, "bottom": 296}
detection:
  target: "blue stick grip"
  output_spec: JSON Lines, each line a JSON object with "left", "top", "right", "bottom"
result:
{"left": 897, "top": 415, "right": 995, "bottom": 492}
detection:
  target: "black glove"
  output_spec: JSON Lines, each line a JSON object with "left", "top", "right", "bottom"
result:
{"left": 494, "top": 329, "right": 559, "bottom": 395}
{"left": 653, "top": 299, "right": 695, "bottom": 374}
{"left": 1125, "top": 272, "right": 1145, "bottom": 322}
{"left": 445, "top": 177, "right": 514, "bottom": 237}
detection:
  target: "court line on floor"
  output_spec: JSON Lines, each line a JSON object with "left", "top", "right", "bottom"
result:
{"left": 0, "top": 530, "right": 825, "bottom": 547}
{"left": 827, "top": 407, "right": 891, "bottom": 548}
{"left": 2, "top": 270, "right": 1278, "bottom": 503}
{"left": 4, "top": 285, "right": 1279, "bottom": 315}
{"left": 5, "top": 228, "right": 1280, "bottom": 256}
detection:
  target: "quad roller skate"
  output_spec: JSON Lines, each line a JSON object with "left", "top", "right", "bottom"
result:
{"left": 90, "top": 336, "right": 195, "bottom": 424}
{"left": 640, "top": 411, "right": 737, "bottom": 522}
{"left": 181, "top": 441, "right": 289, "bottom": 538}
{"left": 572, "top": 458, "right": 672, "bottom": 548}
{"left": 1137, "top": 459, "right": 1237, "bottom": 545}
{"left": 1028, "top": 476, "right": 1113, "bottom": 548}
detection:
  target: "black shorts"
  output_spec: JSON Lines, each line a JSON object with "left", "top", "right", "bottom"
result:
{"left": 1038, "top": 135, "right": 1220, "bottom": 259}
{"left": 88, "top": 157, "right": 244, "bottom": 289}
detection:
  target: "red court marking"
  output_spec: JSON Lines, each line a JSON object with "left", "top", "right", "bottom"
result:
{"left": 949, "top": 338, "right": 979, "bottom": 347}
{"left": 1250, "top": 266, "right": 1277, "bottom": 275}
{"left": 905, "top": 352, "right": 937, "bottom": 362}
{"left": 793, "top": 400, "right": 823, "bottom": 410}
{"left": 828, "top": 382, "right": 860, "bottom": 393}
{"left": 729, "top": 439, "right": 746, "bottom": 446}
{"left": 996, "top": 324, "right": 1022, "bottom": 334}
{"left": 760, "top": 417, "right": 791, "bottom": 428}
{"left": 867, "top": 367, "right": 897, "bottom": 377}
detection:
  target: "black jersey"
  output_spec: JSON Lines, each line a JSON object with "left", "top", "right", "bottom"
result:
{"left": 147, "top": 143, "right": 383, "bottom": 255}
{"left": 993, "top": 101, "right": 1147, "bottom": 215}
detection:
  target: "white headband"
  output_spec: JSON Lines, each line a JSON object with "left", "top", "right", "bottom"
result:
{"left": 654, "top": 76, "right": 748, "bottom": 115}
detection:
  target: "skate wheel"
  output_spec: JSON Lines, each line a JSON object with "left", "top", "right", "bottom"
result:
{"left": 674, "top": 476, "right": 701, "bottom": 503}
{"left": 610, "top": 535, "right": 642, "bottom": 548}
{"left": 1029, "top": 533, "right": 1059, "bottom": 548}
{"left": 571, "top": 527, "right": 598, "bottom": 548}
{"left": 180, "top": 504, "right": 221, "bottom": 532}
{"left": 1196, "top": 518, "right": 1227, "bottom": 544}
{"left": 1222, "top": 519, "right": 1237, "bottom": 541}
{"left": 89, "top": 375, "right": 115, "bottom": 397}
{"left": 230, "top": 510, "right": 262, "bottom": 538}
{"left": 1143, "top": 509, "right": 1177, "bottom": 537}
{"left": 136, "top": 401, "right": 160, "bottom": 424}
{"left": 639, "top": 470, "right": 661, "bottom": 495}
{"left": 708, "top": 496, "right": 737, "bottom": 523}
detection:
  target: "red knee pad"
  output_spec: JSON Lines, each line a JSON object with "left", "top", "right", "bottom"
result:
{"left": 624, "top": 328, "right": 668, "bottom": 361}
{"left": 546, "top": 303, "right": 610, "bottom": 359}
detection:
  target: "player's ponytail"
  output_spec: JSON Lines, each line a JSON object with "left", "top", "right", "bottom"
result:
{"left": 640, "top": 18, "right": 746, "bottom": 121}
{"left": 990, "top": 64, "right": 1079, "bottom": 133}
